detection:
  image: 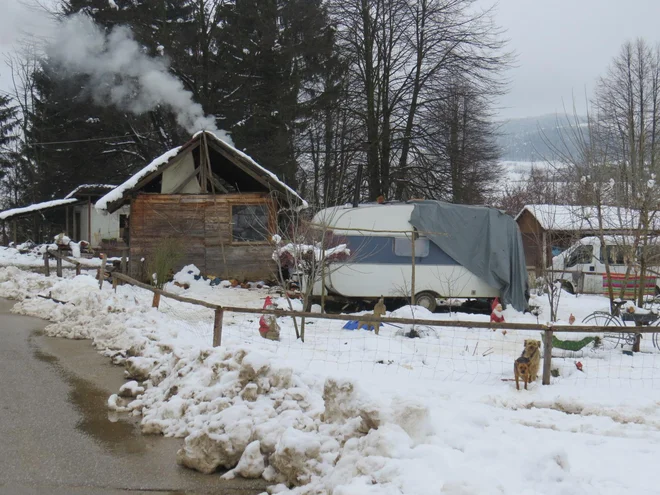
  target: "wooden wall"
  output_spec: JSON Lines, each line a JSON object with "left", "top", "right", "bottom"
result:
{"left": 129, "top": 193, "right": 277, "bottom": 281}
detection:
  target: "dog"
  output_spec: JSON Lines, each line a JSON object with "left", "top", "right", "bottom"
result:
{"left": 514, "top": 356, "right": 532, "bottom": 390}
{"left": 358, "top": 297, "right": 387, "bottom": 335}
{"left": 520, "top": 339, "right": 542, "bottom": 382}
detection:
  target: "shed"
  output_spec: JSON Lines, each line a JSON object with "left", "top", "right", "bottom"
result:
{"left": 95, "top": 130, "right": 306, "bottom": 281}
{"left": 515, "top": 204, "right": 660, "bottom": 273}
{"left": 0, "top": 184, "right": 127, "bottom": 251}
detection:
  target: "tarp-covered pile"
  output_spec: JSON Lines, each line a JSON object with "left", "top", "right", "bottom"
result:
{"left": 410, "top": 200, "right": 529, "bottom": 311}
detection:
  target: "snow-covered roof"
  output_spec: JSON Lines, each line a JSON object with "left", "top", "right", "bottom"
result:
{"left": 516, "top": 204, "right": 660, "bottom": 231}
{"left": 0, "top": 198, "right": 78, "bottom": 221}
{"left": 64, "top": 184, "right": 116, "bottom": 199}
{"left": 96, "top": 131, "right": 306, "bottom": 213}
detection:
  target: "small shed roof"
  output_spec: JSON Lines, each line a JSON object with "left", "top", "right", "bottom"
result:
{"left": 515, "top": 204, "right": 660, "bottom": 232}
{"left": 96, "top": 131, "right": 307, "bottom": 213}
{"left": 64, "top": 184, "right": 116, "bottom": 199}
{"left": 0, "top": 198, "right": 78, "bottom": 221}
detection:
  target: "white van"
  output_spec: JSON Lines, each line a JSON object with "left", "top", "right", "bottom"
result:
{"left": 551, "top": 236, "right": 660, "bottom": 294}
{"left": 308, "top": 202, "right": 528, "bottom": 311}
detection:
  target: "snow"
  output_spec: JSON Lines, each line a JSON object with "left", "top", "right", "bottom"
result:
{"left": 0, "top": 198, "right": 78, "bottom": 220}
{"left": 2, "top": 267, "right": 660, "bottom": 493}
{"left": 517, "top": 204, "right": 660, "bottom": 231}
{"left": 0, "top": 246, "right": 103, "bottom": 268}
{"left": 64, "top": 183, "right": 115, "bottom": 199}
{"left": 95, "top": 147, "right": 182, "bottom": 211}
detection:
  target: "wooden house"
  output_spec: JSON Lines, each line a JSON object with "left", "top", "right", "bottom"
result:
{"left": 95, "top": 131, "right": 306, "bottom": 281}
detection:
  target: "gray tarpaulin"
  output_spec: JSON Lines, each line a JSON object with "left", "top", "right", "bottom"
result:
{"left": 410, "top": 200, "right": 529, "bottom": 311}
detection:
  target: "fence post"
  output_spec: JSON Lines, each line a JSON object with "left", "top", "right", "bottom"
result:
{"left": 98, "top": 254, "right": 107, "bottom": 290}
{"left": 43, "top": 253, "right": 50, "bottom": 277}
{"left": 56, "top": 255, "right": 63, "bottom": 278}
{"left": 542, "top": 327, "right": 553, "bottom": 385}
{"left": 152, "top": 292, "right": 160, "bottom": 308}
{"left": 213, "top": 308, "right": 224, "bottom": 347}
{"left": 120, "top": 252, "right": 127, "bottom": 276}
{"left": 75, "top": 263, "right": 81, "bottom": 276}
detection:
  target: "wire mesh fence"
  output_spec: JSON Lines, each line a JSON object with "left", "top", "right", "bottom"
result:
{"left": 113, "top": 273, "right": 660, "bottom": 389}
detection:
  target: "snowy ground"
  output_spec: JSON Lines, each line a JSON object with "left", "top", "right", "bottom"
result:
{"left": 0, "top": 246, "right": 104, "bottom": 268}
{"left": 2, "top": 265, "right": 660, "bottom": 494}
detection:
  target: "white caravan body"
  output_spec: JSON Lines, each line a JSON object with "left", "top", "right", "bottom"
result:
{"left": 310, "top": 204, "right": 499, "bottom": 304}
{"left": 551, "top": 236, "right": 660, "bottom": 294}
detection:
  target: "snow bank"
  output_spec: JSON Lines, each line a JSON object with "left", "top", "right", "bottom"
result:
{"left": 3, "top": 266, "right": 660, "bottom": 494}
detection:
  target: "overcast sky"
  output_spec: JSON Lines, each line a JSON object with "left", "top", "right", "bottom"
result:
{"left": 1, "top": 0, "right": 659, "bottom": 120}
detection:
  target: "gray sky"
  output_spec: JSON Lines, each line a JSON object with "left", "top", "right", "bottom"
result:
{"left": 1, "top": 0, "right": 660, "bottom": 120}
{"left": 484, "top": 0, "right": 660, "bottom": 119}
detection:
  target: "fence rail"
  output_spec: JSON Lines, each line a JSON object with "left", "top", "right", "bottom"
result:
{"left": 109, "top": 272, "right": 660, "bottom": 388}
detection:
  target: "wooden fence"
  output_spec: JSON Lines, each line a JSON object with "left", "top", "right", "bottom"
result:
{"left": 108, "top": 272, "right": 660, "bottom": 387}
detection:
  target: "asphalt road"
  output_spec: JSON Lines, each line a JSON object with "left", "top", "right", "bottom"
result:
{"left": 0, "top": 298, "right": 268, "bottom": 495}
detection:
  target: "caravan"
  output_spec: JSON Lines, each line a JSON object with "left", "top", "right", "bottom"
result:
{"left": 309, "top": 201, "right": 529, "bottom": 312}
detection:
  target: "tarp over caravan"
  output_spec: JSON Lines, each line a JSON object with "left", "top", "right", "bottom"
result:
{"left": 410, "top": 201, "right": 529, "bottom": 311}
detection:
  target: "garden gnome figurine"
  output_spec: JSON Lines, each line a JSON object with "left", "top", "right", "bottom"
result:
{"left": 490, "top": 298, "right": 505, "bottom": 325}
{"left": 259, "top": 296, "right": 280, "bottom": 341}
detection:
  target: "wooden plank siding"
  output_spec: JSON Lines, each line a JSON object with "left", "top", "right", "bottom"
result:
{"left": 129, "top": 193, "right": 278, "bottom": 281}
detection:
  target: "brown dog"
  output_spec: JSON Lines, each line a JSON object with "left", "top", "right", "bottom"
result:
{"left": 514, "top": 356, "right": 531, "bottom": 390}
{"left": 358, "top": 297, "right": 387, "bottom": 335}
{"left": 521, "top": 339, "right": 542, "bottom": 382}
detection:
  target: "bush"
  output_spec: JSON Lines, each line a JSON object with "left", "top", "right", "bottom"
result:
{"left": 147, "top": 238, "right": 184, "bottom": 289}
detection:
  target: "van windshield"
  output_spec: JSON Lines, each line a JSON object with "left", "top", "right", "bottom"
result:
{"left": 565, "top": 245, "right": 593, "bottom": 267}
{"left": 602, "top": 245, "right": 634, "bottom": 265}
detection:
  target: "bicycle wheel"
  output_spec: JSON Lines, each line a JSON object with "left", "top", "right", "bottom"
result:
{"left": 582, "top": 311, "right": 625, "bottom": 348}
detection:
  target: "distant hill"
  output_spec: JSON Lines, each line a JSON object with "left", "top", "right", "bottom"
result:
{"left": 496, "top": 114, "right": 587, "bottom": 162}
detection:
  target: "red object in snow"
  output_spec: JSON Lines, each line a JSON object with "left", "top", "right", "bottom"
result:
{"left": 490, "top": 311, "right": 505, "bottom": 323}
{"left": 491, "top": 297, "right": 500, "bottom": 312}
{"left": 575, "top": 361, "right": 584, "bottom": 372}
{"left": 259, "top": 296, "right": 274, "bottom": 337}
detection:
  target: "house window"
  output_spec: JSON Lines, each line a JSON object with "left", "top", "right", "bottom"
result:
{"left": 393, "top": 237, "right": 430, "bottom": 257}
{"left": 232, "top": 204, "right": 270, "bottom": 242}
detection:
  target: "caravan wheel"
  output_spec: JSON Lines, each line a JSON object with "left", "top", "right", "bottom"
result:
{"left": 415, "top": 292, "right": 438, "bottom": 312}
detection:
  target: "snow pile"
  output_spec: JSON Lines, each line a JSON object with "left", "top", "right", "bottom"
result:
{"left": 3, "top": 267, "right": 660, "bottom": 493}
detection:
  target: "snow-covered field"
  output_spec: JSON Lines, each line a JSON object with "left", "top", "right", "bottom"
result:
{"left": 2, "top": 264, "right": 660, "bottom": 494}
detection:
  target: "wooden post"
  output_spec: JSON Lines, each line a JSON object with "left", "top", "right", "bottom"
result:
{"left": 633, "top": 331, "right": 642, "bottom": 352}
{"left": 75, "top": 264, "right": 81, "bottom": 276}
{"left": 410, "top": 231, "right": 416, "bottom": 306}
{"left": 43, "top": 253, "right": 50, "bottom": 277}
{"left": 213, "top": 308, "right": 224, "bottom": 347}
{"left": 73, "top": 209, "right": 77, "bottom": 241}
{"left": 12, "top": 219, "right": 17, "bottom": 245}
{"left": 542, "top": 328, "right": 553, "bottom": 385}
{"left": 152, "top": 292, "right": 161, "bottom": 308}
{"left": 87, "top": 197, "right": 92, "bottom": 246}
{"left": 120, "top": 251, "right": 127, "bottom": 275}
{"left": 65, "top": 206, "right": 70, "bottom": 236}
{"left": 99, "top": 253, "right": 107, "bottom": 289}
{"left": 112, "top": 276, "right": 118, "bottom": 292}
{"left": 56, "top": 255, "right": 63, "bottom": 278}
{"left": 2, "top": 221, "right": 6, "bottom": 246}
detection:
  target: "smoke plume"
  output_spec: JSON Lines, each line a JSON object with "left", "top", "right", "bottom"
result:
{"left": 47, "top": 14, "right": 231, "bottom": 143}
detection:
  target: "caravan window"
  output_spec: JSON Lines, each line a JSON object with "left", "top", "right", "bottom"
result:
{"left": 565, "top": 245, "right": 593, "bottom": 267}
{"left": 394, "top": 238, "right": 429, "bottom": 257}
{"left": 639, "top": 244, "right": 660, "bottom": 265}
{"left": 602, "top": 245, "right": 633, "bottom": 265}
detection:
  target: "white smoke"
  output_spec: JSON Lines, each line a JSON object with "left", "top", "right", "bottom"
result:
{"left": 47, "top": 13, "right": 232, "bottom": 143}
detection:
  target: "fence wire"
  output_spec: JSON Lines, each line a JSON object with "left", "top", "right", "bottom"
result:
{"left": 115, "top": 281, "right": 660, "bottom": 389}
